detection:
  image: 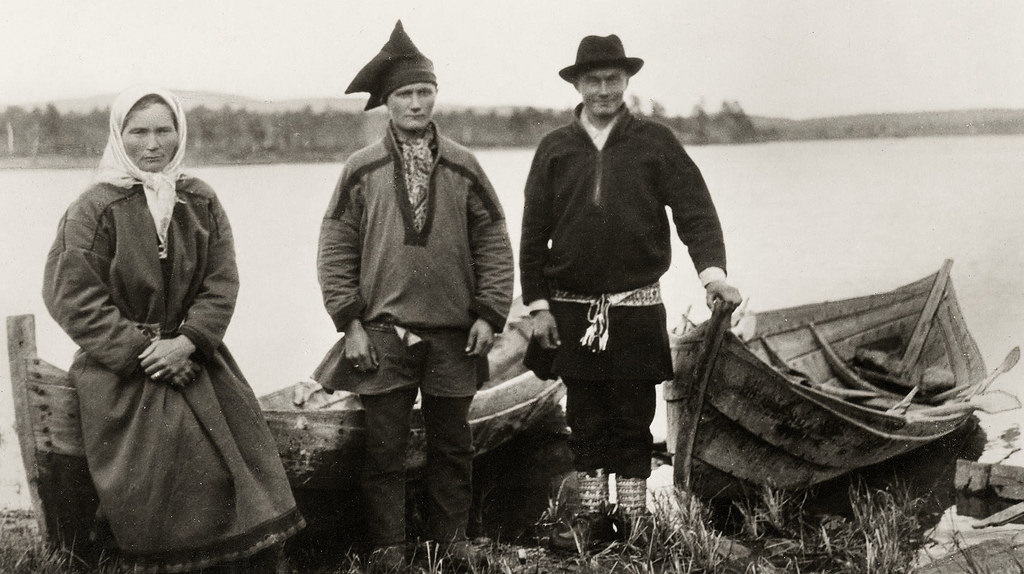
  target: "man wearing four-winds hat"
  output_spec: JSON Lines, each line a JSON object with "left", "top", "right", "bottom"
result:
{"left": 519, "top": 34, "right": 742, "bottom": 549}
{"left": 316, "top": 21, "right": 514, "bottom": 570}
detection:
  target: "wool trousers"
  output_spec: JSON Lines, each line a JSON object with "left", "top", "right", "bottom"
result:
{"left": 562, "top": 378, "right": 658, "bottom": 479}
{"left": 360, "top": 388, "right": 475, "bottom": 547}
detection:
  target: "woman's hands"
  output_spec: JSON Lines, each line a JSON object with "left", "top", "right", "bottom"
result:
{"left": 140, "top": 335, "right": 198, "bottom": 388}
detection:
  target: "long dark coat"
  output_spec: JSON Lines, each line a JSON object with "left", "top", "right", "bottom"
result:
{"left": 43, "top": 177, "right": 302, "bottom": 572}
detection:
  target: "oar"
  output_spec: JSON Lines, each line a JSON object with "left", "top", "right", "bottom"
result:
{"left": 678, "top": 299, "right": 737, "bottom": 492}
{"left": 909, "top": 390, "right": 1021, "bottom": 418}
{"left": 758, "top": 336, "right": 810, "bottom": 383}
{"left": 885, "top": 386, "right": 920, "bottom": 415}
{"left": 808, "top": 323, "right": 904, "bottom": 399}
{"left": 966, "top": 345, "right": 1020, "bottom": 398}
{"left": 930, "top": 346, "right": 1020, "bottom": 403}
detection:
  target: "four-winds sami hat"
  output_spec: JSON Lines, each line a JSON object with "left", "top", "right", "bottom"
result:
{"left": 346, "top": 20, "right": 437, "bottom": 110}
{"left": 559, "top": 34, "right": 644, "bottom": 83}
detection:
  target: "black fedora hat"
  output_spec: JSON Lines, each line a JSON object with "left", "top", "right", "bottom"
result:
{"left": 559, "top": 34, "right": 644, "bottom": 83}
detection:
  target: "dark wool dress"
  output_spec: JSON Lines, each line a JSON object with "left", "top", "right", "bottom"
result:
{"left": 43, "top": 177, "right": 303, "bottom": 572}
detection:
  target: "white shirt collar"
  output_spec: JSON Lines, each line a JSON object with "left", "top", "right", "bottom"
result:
{"left": 579, "top": 108, "right": 620, "bottom": 150}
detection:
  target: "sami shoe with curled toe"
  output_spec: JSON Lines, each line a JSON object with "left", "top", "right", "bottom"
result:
{"left": 445, "top": 540, "right": 487, "bottom": 571}
{"left": 548, "top": 512, "right": 618, "bottom": 553}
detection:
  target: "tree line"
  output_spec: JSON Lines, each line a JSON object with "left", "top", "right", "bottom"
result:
{"left": 0, "top": 100, "right": 767, "bottom": 166}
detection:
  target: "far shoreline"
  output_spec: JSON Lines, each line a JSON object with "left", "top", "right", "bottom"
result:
{"left": 4, "top": 131, "right": 1024, "bottom": 172}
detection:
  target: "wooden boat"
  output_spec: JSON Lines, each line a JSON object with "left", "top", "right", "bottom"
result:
{"left": 7, "top": 302, "right": 564, "bottom": 548}
{"left": 666, "top": 260, "right": 998, "bottom": 499}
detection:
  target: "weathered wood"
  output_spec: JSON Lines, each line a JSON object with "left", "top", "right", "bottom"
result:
{"left": 750, "top": 274, "right": 932, "bottom": 339}
{"left": 7, "top": 315, "right": 48, "bottom": 542}
{"left": 667, "top": 262, "right": 988, "bottom": 498}
{"left": 955, "top": 460, "right": 1024, "bottom": 501}
{"left": 28, "top": 381, "right": 84, "bottom": 456}
{"left": 973, "top": 500, "right": 1024, "bottom": 528}
{"left": 900, "top": 258, "right": 953, "bottom": 372}
{"left": 678, "top": 300, "right": 736, "bottom": 491}
{"left": 917, "top": 539, "right": 1024, "bottom": 574}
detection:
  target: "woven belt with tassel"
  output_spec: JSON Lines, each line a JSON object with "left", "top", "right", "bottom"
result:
{"left": 551, "top": 283, "right": 662, "bottom": 352}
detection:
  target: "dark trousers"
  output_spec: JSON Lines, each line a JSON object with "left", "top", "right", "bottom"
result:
{"left": 360, "top": 389, "right": 475, "bottom": 547}
{"left": 562, "top": 378, "right": 658, "bottom": 479}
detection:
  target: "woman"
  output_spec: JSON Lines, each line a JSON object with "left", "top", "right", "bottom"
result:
{"left": 43, "top": 86, "right": 303, "bottom": 572}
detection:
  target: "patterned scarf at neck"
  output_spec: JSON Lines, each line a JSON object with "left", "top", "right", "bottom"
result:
{"left": 394, "top": 125, "right": 436, "bottom": 232}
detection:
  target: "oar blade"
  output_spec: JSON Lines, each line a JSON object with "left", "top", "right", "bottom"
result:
{"left": 1001, "top": 346, "right": 1021, "bottom": 373}
{"left": 971, "top": 390, "right": 1022, "bottom": 414}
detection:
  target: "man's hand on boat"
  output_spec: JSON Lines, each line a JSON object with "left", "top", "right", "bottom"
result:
{"left": 139, "top": 335, "right": 198, "bottom": 386}
{"left": 705, "top": 280, "right": 742, "bottom": 309}
{"left": 529, "top": 309, "right": 561, "bottom": 350}
{"left": 344, "top": 319, "right": 380, "bottom": 372}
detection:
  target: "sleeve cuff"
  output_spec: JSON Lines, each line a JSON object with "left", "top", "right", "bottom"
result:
{"left": 178, "top": 325, "right": 215, "bottom": 360}
{"left": 116, "top": 338, "right": 152, "bottom": 379}
{"left": 699, "top": 267, "right": 727, "bottom": 287}
{"left": 328, "top": 296, "right": 367, "bottom": 333}
{"left": 527, "top": 299, "right": 550, "bottom": 314}
{"left": 470, "top": 301, "right": 508, "bottom": 333}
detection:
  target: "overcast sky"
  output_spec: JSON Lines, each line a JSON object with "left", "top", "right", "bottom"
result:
{"left": 3, "top": 0, "right": 1023, "bottom": 118}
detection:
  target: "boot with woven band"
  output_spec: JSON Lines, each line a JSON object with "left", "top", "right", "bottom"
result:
{"left": 615, "top": 476, "right": 647, "bottom": 518}
{"left": 550, "top": 470, "right": 615, "bottom": 552}
{"left": 578, "top": 469, "right": 610, "bottom": 514}
{"left": 615, "top": 476, "right": 649, "bottom": 544}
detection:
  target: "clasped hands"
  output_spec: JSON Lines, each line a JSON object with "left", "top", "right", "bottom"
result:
{"left": 140, "top": 335, "right": 199, "bottom": 389}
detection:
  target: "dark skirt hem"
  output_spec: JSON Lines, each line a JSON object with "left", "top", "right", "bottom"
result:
{"left": 122, "top": 507, "right": 305, "bottom": 573}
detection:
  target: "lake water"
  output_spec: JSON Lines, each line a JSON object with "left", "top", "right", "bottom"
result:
{"left": 2, "top": 136, "right": 1023, "bottom": 516}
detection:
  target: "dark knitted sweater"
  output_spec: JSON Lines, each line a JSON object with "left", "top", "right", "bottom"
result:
{"left": 520, "top": 106, "right": 726, "bottom": 304}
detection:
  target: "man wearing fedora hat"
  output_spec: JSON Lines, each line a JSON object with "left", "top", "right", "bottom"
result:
{"left": 317, "top": 21, "right": 513, "bottom": 569}
{"left": 520, "top": 34, "right": 742, "bottom": 549}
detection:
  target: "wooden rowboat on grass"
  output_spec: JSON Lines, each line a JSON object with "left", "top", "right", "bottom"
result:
{"left": 7, "top": 302, "right": 565, "bottom": 550}
{"left": 666, "top": 260, "right": 1020, "bottom": 499}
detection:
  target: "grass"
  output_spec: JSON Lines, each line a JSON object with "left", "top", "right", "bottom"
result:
{"left": 0, "top": 482, "right": 948, "bottom": 573}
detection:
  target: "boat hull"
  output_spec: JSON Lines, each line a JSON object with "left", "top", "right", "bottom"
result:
{"left": 666, "top": 266, "right": 986, "bottom": 498}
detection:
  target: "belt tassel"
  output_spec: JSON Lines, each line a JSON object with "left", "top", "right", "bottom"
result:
{"left": 580, "top": 294, "right": 611, "bottom": 352}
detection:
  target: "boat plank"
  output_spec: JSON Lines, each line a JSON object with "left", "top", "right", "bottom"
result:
{"left": 27, "top": 357, "right": 71, "bottom": 386}
{"left": 937, "top": 283, "right": 987, "bottom": 378}
{"left": 28, "top": 382, "right": 83, "bottom": 456}
{"left": 901, "top": 259, "right": 952, "bottom": 370}
{"left": 752, "top": 276, "right": 933, "bottom": 338}
{"left": 764, "top": 298, "right": 922, "bottom": 366}
{"left": 7, "top": 315, "right": 49, "bottom": 541}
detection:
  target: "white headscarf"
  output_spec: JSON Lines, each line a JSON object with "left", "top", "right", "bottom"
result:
{"left": 94, "top": 86, "right": 188, "bottom": 256}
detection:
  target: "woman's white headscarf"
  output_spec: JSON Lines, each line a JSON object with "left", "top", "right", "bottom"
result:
{"left": 94, "top": 86, "right": 188, "bottom": 257}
